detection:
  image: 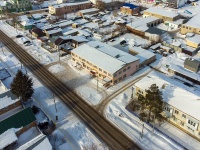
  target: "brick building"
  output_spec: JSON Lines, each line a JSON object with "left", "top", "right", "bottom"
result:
{"left": 49, "top": 1, "right": 91, "bottom": 17}
{"left": 120, "top": 3, "right": 139, "bottom": 15}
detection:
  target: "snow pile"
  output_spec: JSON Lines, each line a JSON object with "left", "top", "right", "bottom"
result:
{"left": 0, "top": 128, "right": 18, "bottom": 149}
{"left": 48, "top": 64, "right": 65, "bottom": 74}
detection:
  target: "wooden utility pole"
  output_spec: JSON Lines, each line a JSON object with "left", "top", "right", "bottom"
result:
{"left": 140, "top": 124, "right": 144, "bottom": 138}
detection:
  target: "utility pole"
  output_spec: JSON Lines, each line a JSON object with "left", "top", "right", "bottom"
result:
{"left": 140, "top": 124, "right": 144, "bottom": 138}
{"left": 0, "top": 42, "right": 4, "bottom": 55}
{"left": 58, "top": 49, "right": 61, "bottom": 65}
{"left": 97, "top": 74, "right": 99, "bottom": 93}
{"left": 19, "top": 59, "right": 23, "bottom": 70}
{"left": 53, "top": 93, "right": 58, "bottom": 121}
{"left": 131, "top": 87, "right": 134, "bottom": 99}
{"left": 152, "top": 114, "right": 155, "bottom": 134}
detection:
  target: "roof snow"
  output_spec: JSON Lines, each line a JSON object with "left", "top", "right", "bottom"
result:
{"left": 79, "top": 8, "right": 99, "bottom": 14}
{"left": 144, "top": 7, "right": 179, "bottom": 18}
{"left": 184, "top": 14, "right": 200, "bottom": 28}
{"left": 54, "top": 1, "right": 90, "bottom": 8}
{"left": 72, "top": 41, "right": 139, "bottom": 74}
{"left": 0, "top": 91, "right": 19, "bottom": 110}
{"left": 0, "top": 128, "right": 18, "bottom": 149}
{"left": 135, "top": 71, "right": 200, "bottom": 121}
{"left": 187, "top": 34, "right": 200, "bottom": 44}
{"left": 17, "top": 134, "right": 52, "bottom": 150}
{"left": 32, "top": 14, "right": 42, "bottom": 19}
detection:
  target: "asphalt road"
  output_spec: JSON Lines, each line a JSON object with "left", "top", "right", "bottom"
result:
{"left": 0, "top": 30, "right": 141, "bottom": 150}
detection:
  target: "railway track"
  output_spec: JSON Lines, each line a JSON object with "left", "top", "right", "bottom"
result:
{"left": 0, "top": 30, "right": 141, "bottom": 150}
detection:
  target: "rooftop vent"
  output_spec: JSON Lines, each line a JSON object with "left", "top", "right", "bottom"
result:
{"left": 115, "top": 54, "right": 120, "bottom": 58}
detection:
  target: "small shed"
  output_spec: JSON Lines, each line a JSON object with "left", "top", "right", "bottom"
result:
{"left": 184, "top": 58, "right": 200, "bottom": 73}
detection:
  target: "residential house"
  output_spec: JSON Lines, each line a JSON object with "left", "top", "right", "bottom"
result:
{"left": 184, "top": 58, "right": 200, "bottom": 73}
{"left": 0, "top": 90, "right": 21, "bottom": 115}
{"left": 32, "top": 14, "right": 43, "bottom": 20}
{"left": 71, "top": 41, "right": 139, "bottom": 86}
{"left": 78, "top": 8, "right": 99, "bottom": 18}
{"left": 126, "top": 17, "right": 162, "bottom": 37}
{"left": 134, "top": 71, "right": 200, "bottom": 140}
{"left": 0, "top": 0, "right": 32, "bottom": 13}
{"left": 0, "top": 107, "right": 36, "bottom": 135}
{"left": 166, "top": 19, "right": 184, "bottom": 30}
{"left": 166, "top": 0, "right": 187, "bottom": 8}
{"left": 186, "top": 34, "right": 200, "bottom": 48}
{"left": 49, "top": 1, "right": 91, "bottom": 17}
{"left": 46, "top": 28, "right": 63, "bottom": 38}
{"left": 31, "top": 28, "right": 46, "bottom": 37}
{"left": 180, "top": 14, "right": 200, "bottom": 35}
{"left": 143, "top": 7, "right": 180, "bottom": 21}
{"left": 129, "top": 47, "right": 156, "bottom": 67}
{"left": 20, "top": 20, "right": 33, "bottom": 30}
{"left": 120, "top": 3, "right": 139, "bottom": 15}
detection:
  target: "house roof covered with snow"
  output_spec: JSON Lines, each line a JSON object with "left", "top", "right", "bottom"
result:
{"left": 17, "top": 134, "right": 52, "bottom": 150}
{"left": 135, "top": 71, "right": 200, "bottom": 120}
{"left": 127, "top": 17, "right": 160, "bottom": 30}
{"left": 184, "top": 14, "right": 200, "bottom": 28}
{"left": 130, "top": 47, "right": 155, "bottom": 64}
{"left": 186, "top": 34, "right": 200, "bottom": 44}
{"left": 0, "top": 128, "right": 18, "bottom": 149}
{"left": 32, "top": 14, "right": 42, "bottom": 19}
{"left": 72, "top": 41, "right": 139, "bottom": 74}
{"left": 79, "top": 8, "right": 99, "bottom": 14}
{"left": 0, "top": 90, "right": 20, "bottom": 110}
{"left": 144, "top": 7, "right": 179, "bottom": 18}
{"left": 53, "top": 1, "right": 90, "bottom": 8}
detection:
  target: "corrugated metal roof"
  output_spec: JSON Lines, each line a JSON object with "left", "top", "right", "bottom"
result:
{"left": 0, "top": 108, "right": 36, "bottom": 134}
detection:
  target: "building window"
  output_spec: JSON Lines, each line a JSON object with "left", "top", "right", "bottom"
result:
{"left": 123, "top": 74, "right": 126, "bottom": 78}
{"left": 114, "top": 80, "right": 117, "bottom": 83}
{"left": 99, "top": 68, "right": 102, "bottom": 71}
{"left": 104, "top": 71, "right": 107, "bottom": 74}
{"left": 180, "top": 121, "right": 184, "bottom": 126}
{"left": 173, "top": 116, "right": 177, "bottom": 122}
{"left": 182, "top": 114, "right": 186, "bottom": 118}
{"left": 123, "top": 68, "right": 126, "bottom": 72}
{"left": 166, "top": 107, "right": 170, "bottom": 112}
{"left": 186, "top": 27, "right": 188, "bottom": 29}
{"left": 174, "top": 110, "right": 179, "bottom": 114}
{"left": 119, "top": 77, "right": 122, "bottom": 81}
{"left": 127, "top": 66, "right": 130, "bottom": 70}
{"left": 114, "top": 73, "right": 117, "bottom": 77}
{"left": 119, "top": 71, "right": 122, "bottom": 75}
{"left": 188, "top": 120, "right": 196, "bottom": 127}
{"left": 108, "top": 74, "right": 112, "bottom": 77}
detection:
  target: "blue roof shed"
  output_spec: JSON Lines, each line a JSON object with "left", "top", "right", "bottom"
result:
{"left": 123, "top": 3, "right": 139, "bottom": 9}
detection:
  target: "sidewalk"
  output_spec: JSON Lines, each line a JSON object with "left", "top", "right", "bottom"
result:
{"left": 156, "top": 122, "right": 200, "bottom": 150}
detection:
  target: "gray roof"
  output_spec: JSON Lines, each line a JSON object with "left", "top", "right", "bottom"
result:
{"left": 72, "top": 41, "right": 139, "bottom": 74}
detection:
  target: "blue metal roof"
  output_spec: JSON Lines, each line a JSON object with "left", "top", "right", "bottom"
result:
{"left": 123, "top": 3, "right": 139, "bottom": 9}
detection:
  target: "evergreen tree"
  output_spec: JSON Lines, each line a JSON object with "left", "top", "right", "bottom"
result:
{"left": 136, "top": 84, "right": 164, "bottom": 123}
{"left": 11, "top": 70, "right": 34, "bottom": 102}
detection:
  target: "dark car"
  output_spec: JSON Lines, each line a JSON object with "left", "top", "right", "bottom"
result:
{"left": 23, "top": 40, "right": 31, "bottom": 44}
{"left": 120, "top": 40, "right": 126, "bottom": 45}
{"left": 16, "top": 35, "right": 23, "bottom": 38}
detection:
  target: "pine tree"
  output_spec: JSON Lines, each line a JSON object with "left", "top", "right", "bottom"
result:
{"left": 137, "top": 84, "right": 164, "bottom": 123}
{"left": 11, "top": 70, "right": 34, "bottom": 103}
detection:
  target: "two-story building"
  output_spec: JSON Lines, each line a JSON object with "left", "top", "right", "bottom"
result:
{"left": 71, "top": 41, "right": 139, "bottom": 86}
{"left": 134, "top": 71, "right": 200, "bottom": 140}
{"left": 0, "top": 0, "right": 32, "bottom": 14}
{"left": 49, "top": 1, "right": 91, "bottom": 17}
{"left": 120, "top": 3, "right": 139, "bottom": 15}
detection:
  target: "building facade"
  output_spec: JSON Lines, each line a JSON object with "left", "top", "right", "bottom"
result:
{"left": 134, "top": 71, "right": 200, "bottom": 141}
{"left": 71, "top": 41, "right": 139, "bottom": 86}
{"left": 120, "top": 3, "right": 139, "bottom": 15}
{"left": 180, "top": 15, "right": 200, "bottom": 35}
{"left": 143, "top": 7, "right": 180, "bottom": 21}
{"left": 49, "top": 1, "right": 91, "bottom": 16}
{"left": 0, "top": 0, "right": 32, "bottom": 14}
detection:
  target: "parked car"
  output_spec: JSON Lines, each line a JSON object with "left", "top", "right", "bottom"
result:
{"left": 23, "top": 40, "right": 31, "bottom": 44}
{"left": 16, "top": 35, "right": 23, "bottom": 38}
{"left": 109, "top": 39, "right": 115, "bottom": 42}
{"left": 25, "top": 43, "right": 32, "bottom": 46}
{"left": 120, "top": 40, "right": 126, "bottom": 45}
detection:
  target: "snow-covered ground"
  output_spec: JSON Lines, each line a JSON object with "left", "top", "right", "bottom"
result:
{"left": 0, "top": 43, "right": 106, "bottom": 150}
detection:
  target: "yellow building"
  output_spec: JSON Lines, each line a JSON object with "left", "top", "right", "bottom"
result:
{"left": 186, "top": 34, "right": 200, "bottom": 48}
{"left": 180, "top": 15, "right": 200, "bottom": 35}
{"left": 134, "top": 71, "right": 200, "bottom": 141}
{"left": 143, "top": 7, "right": 180, "bottom": 21}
